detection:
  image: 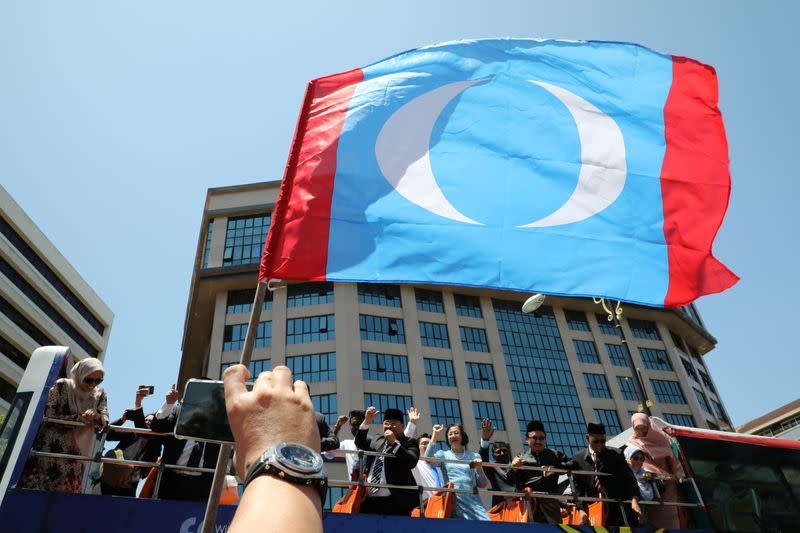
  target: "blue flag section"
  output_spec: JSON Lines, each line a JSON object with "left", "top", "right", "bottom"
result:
{"left": 261, "top": 39, "right": 737, "bottom": 307}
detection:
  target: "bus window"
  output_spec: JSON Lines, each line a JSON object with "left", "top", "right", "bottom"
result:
{"left": 677, "top": 435, "right": 800, "bottom": 532}
{"left": 0, "top": 393, "right": 33, "bottom": 477}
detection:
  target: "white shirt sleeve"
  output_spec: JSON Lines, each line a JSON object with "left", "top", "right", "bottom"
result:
{"left": 155, "top": 401, "right": 177, "bottom": 420}
{"left": 404, "top": 422, "right": 416, "bottom": 439}
{"left": 480, "top": 438, "right": 491, "bottom": 449}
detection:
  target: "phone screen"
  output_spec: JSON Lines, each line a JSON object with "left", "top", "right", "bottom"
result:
{"left": 174, "top": 380, "right": 251, "bottom": 444}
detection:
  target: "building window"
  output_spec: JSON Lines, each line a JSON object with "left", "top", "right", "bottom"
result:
{"left": 617, "top": 376, "right": 638, "bottom": 401}
{"left": 584, "top": 373, "right": 612, "bottom": 399}
{"left": 363, "top": 393, "right": 412, "bottom": 415}
{"left": 287, "top": 282, "right": 334, "bottom": 307}
{"left": 324, "top": 487, "right": 347, "bottom": 512}
{"left": 429, "top": 398, "right": 462, "bottom": 426}
{"left": 362, "top": 353, "right": 410, "bottom": 383}
{"left": 202, "top": 219, "right": 214, "bottom": 268}
{"left": 419, "top": 322, "right": 450, "bottom": 349}
{"left": 459, "top": 326, "right": 489, "bottom": 352}
{"left": 226, "top": 288, "right": 272, "bottom": 314}
{"left": 639, "top": 348, "right": 672, "bottom": 371}
{"left": 594, "top": 409, "right": 622, "bottom": 436}
{"left": 493, "top": 300, "right": 586, "bottom": 455}
{"left": 312, "top": 394, "right": 337, "bottom": 425}
{"left": 286, "top": 353, "right": 336, "bottom": 382}
{"left": 629, "top": 319, "right": 661, "bottom": 340}
{"left": 454, "top": 294, "right": 482, "bottom": 318}
{"left": 711, "top": 399, "right": 728, "bottom": 422}
{"left": 0, "top": 334, "right": 29, "bottom": 371}
{"left": 651, "top": 379, "right": 686, "bottom": 404}
{"left": 699, "top": 372, "right": 716, "bottom": 394}
{"left": 565, "top": 310, "right": 590, "bottom": 331}
{"left": 680, "top": 304, "right": 704, "bottom": 328}
{"left": 680, "top": 358, "right": 699, "bottom": 382}
{"left": 466, "top": 362, "right": 496, "bottom": 390}
{"left": 223, "top": 321, "right": 271, "bottom": 352}
{"left": 424, "top": 358, "right": 456, "bottom": 387}
{"left": 694, "top": 388, "right": 711, "bottom": 413}
{"left": 357, "top": 283, "right": 401, "bottom": 307}
{"left": 222, "top": 214, "right": 270, "bottom": 266}
{"left": 0, "top": 375, "right": 16, "bottom": 403}
{"left": 670, "top": 330, "right": 685, "bottom": 352}
{"left": 664, "top": 413, "right": 695, "bottom": 427}
{"left": 606, "top": 344, "right": 629, "bottom": 367}
{"left": 574, "top": 340, "right": 600, "bottom": 364}
{"left": 286, "top": 315, "right": 335, "bottom": 344}
{"left": 473, "top": 401, "right": 505, "bottom": 430}
{"left": 221, "top": 359, "right": 270, "bottom": 378}
{"left": 415, "top": 289, "right": 444, "bottom": 313}
{"left": 595, "top": 314, "right": 621, "bottom": 337}
{"left": 359, "top": 315, "right": 405, "bottom": 344}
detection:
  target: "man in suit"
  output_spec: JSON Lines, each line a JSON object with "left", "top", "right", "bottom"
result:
{"left": 507, "top": 420, "right": 571, "bottom": 523}
{"left": 570, "top": 422, "right": 641, "bottom": 526}
{"left": 149, "top": 382, "right": 221, "bottom": 502}
{"left": 355, "top": 406, "right": 419, "bottom": 515}
{"left": 478, "top": 418, "right": 515, "bottom": 507}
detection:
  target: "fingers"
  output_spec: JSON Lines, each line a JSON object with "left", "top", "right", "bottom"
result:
{"left": 271, "top": 366, "right": 293, "bottom": 389}
{"left": 223, "top": 364, "right": 250, "bottom": 407}
{"left": 293, "top": 379, "right": 309, "bottom": 398}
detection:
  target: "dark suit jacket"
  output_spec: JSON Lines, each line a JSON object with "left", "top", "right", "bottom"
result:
{"left": 149, "top": 407, "right": 220, "bottom": 472}
{"left": 316, "top": 412, "right": 340, "bottom": 453}
{"left": 355, "top": 428, "right": 419, "bottom": 504}
{"left": 570, "top": 447, "right": 639, "bottom": 509}
{"left": 106, "top": 408, "right": 161, "bottom": 466}
{"left": 479, "top": 443, "right": 514, "bottom": 506}
{"left": 507, "top": 447, "right": 570, "bottom": 493}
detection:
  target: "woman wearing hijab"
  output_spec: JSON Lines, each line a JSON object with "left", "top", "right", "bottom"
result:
{"left": 626, "top": 413, "right": 685, "bottom": 528}
{"left": 20, "top": 358, "right": 109, "bottom": 492}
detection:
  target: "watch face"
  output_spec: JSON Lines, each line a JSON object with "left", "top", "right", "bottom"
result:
{"left": 276, "top": 442, "right": 323, "bottom": 473}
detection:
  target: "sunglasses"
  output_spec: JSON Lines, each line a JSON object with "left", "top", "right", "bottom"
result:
{"left": 83, "top": 377, "right": 104, "bottom": 385}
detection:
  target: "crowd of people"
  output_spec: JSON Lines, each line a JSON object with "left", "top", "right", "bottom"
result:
{"left": 19, "top": 359, "right": 688, "bottom": 529}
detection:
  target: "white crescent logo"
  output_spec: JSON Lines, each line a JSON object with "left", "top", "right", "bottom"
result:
{"left": 374, "top": 79, "right": 627, "bottom": 227}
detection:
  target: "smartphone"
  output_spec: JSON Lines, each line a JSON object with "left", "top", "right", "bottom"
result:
{"left": 174, "top": 379, "right": 250, "bottom": 444}
{"left": 139, "top": 385, "right": 155, "bottom": 396}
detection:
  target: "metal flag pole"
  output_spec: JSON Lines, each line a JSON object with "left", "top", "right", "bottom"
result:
{"left": 593, "top": 298, "right": 652, "bottom": 416}
{"left": 201, "top": 280, "right": 269, "bottom": 533}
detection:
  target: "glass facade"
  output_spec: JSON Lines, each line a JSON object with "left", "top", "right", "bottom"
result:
{"left": 573, "top": 340, "right": 600, "bottom": 364}
{"left": 565, "top": 310, "right": 590, "bottom": 331}
{"left": 312, "top": 394, "right": 338, "bottom": 425}
{"left": 699, "top": 372, "right": 716, "bottom": 393}
{"left": 222, "top": 214, "right": 270, "bottom": 266}
{"left": 629, "top": 319, "right": 661, "bottom": 340}
{"left": 694, "top": 388, "right": 711, "bottom": 413}
{"left": 595, "top": 313, "right": 621, "bottom": 337}
{"left": 359, "top": 315, "right": 405, "bottom": 343}
{"left": 202, "top": 219, "right": 214, "bottom": 268}
{"left": 424, "top": 358, "right": 456, "bottom": 387}
{"left": 617, "top": 376, "right": 638, "bottom": 401}
{"left": 466, "top": 362, "right": 496, "bottom": 390}
{"left": 286, "top": 353, "right": 336, "bottom": 382}
{"left": 419, "top": 322, "right": 450, "bottom": 348}
{"left": 639, "top": 348, "right": 673, "bottom": 371}
{"left": 651, "top": 379, "right": 687, "bottom": 404}
{"left": 584, "top": 373, "right": 612, "bottom": 399}
{"left": 362, "top": 353, "right": 410, "bottom": 382}
{"left": 223, "top": 321, "right": 271, "bottom": 352}
{"left": 226, "top": 288, "right": 272, "bottom": 314}
{"left": 220, "top": 358, "right": 270, "bottom": 378}
{"left": 454, "top": 294, "right": 482, "bottom": 318}
{"left": 286, "top": 315, "right": 335, "bottom": 344}
{"left": 606, "top": 343, "right": 629, "bottom": 367}
{"left": 415, "top": 289, "right": 444, "bottom": 313}
{"left": 357, "top": 283, "right": 401, "bottom": 307}
{"left": 594, "top": 409, "right": 623, "bottom": 436}
{"left": 473, "top": 401, "right": 505, "bottom": 430}
{"left": 459, "top": 326, "right": 489, "bottom": 352}
{"left": 664, "top": 413, "right": 695, "bottom": 427}
{"left": 429, "top": 398, "right": 462, "bottom": 426}
{"left": 287, "top": 282, "right": 334, "bottom": 307}
{"left": 493, "top": 300, "right": 586, "bottom": 455}
{"left": 680, "top": 358, "right": 699, "bottom": 382}
{"left": 364, "top": 393, "right": 412, "bottom": 414}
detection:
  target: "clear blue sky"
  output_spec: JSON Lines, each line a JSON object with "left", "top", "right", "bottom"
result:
{"left": 1, "top": 1, "right": 796, "bottom": 427}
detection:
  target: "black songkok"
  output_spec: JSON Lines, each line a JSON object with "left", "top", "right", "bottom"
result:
{"left": 526, "top": 420, "right": 546, "bottom": 433}
{"left": 587, "top": 422, "right": 606, "bottom": 435}
{"left": 383, "top": 408, "right": 405, "bottom": 423}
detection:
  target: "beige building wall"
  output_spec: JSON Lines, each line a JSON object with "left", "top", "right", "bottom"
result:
{"left": 180, "top": 181, "right": 734, "bottom": 499}
{"left": 0, "top": 186, "right": 114, "bottom": 414}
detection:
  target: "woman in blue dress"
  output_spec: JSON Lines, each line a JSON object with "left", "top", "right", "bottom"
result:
{"left": 425, "top": 423, "right": 490, "bottom": 520}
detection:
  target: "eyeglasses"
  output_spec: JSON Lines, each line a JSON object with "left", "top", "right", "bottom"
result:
{"left": 83, "top": 377, "right": 104, "bottom": 385}
{"left": 527, "top": 435, "right": 546, "bottom": 442}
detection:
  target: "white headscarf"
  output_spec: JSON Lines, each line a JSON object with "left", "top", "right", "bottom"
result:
{"left": 67, "top": 357, "right": 105, "bottom": 414}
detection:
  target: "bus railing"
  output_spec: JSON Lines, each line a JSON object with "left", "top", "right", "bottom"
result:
{"left": 26, "top": 418, "right": 706, "bottom": 527}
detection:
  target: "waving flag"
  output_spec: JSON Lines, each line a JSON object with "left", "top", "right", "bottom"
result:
{"left": 260, "top": 39, "right": 737, "bottom": 307}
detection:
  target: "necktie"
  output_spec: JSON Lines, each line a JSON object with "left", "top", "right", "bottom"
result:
{"left": 187, "top": 441, "right": 204, "bottom": 468}
{"left": 593, "top": 456, "right": 603, "bottom": 496}
{"left": 368, "top": 443, "right": 386, "bottom": 495}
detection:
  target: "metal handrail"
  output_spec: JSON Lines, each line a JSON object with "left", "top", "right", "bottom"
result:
{"left": 43, "top": 417, "right": 172, "bottom": 437}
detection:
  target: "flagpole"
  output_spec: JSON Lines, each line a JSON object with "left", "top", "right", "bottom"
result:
{"left": 200, "top": 280, "right": 268, "bottom": 533}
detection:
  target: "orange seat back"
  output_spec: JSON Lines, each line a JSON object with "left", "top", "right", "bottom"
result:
{"left": 332, "top": 483, "right": 368, "bottom": 513}
{"left": 411, "top": 482, "right": 456, "bottom": 519}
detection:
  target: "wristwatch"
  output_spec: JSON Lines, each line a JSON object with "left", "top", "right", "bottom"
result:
{"left": 244, "top": 442, "right": 328, "bottom": 504}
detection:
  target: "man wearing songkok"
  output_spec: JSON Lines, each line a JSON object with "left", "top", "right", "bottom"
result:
{"left": 478, "top": 418, "right": 515, "bottom": 507}
{"left": 506, "top": 420, "right": 570, "bottom": 523}
{"left": 570, "top": 422, "right": 641, "bottom": 526}
{"left": 355, "top": 406, "right": 420, "bottom": 515}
